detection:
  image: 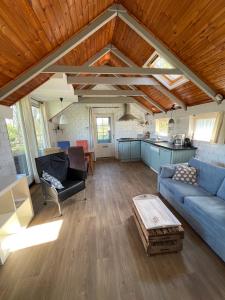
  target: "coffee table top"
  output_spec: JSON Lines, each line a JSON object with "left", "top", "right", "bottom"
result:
{"left": 132, "top": 194, "right": 181, "bottom": 230}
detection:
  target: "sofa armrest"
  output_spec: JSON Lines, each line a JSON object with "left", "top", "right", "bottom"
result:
{"left": 158, "top": 165, "right": 176, "bottom": 178}
{"left": 67, "top": 167, "right": 87, "bottom": 181}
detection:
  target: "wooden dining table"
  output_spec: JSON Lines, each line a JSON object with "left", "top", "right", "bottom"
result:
{"left": 84, "top": 149, "right": 95, "bottom": 175}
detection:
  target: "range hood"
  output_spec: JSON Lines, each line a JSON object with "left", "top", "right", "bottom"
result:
{"left": 118, "top": 103, "right": 137, "bottom": 121}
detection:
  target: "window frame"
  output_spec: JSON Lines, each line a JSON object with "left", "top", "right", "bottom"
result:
{"left": 145, "top": 51, "right": 188, "bottom": 90}
{"left": 155, "top": 117, "right": 169, "bottom": 137}
{"left": 96, "top": 116, "right": 112, "bottom": 144}
{"left": 192, "top": 112, "right": 217, "bottom": 142}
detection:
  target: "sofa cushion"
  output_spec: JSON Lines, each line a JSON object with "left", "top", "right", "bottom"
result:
{"left": 189, "top": 158, "right": 225, "bottom": 195}
{"left": 184, "top": 196, "right": 225, "bottom": 229}
{"left": 159, "top": 178, "right": 211, "bottom": 203}
{"left": 172, "top": 165, "right": 197, "bottom": 185}
{"left": 217, "top": 178, "right": 225, "bottom": 201}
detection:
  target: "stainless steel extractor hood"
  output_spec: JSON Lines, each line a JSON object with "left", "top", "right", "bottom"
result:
{"left": 118, "top": 103, "right": 137, "bottom": 121}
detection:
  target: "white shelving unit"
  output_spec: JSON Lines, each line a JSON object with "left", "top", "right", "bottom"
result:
{"left": 0, "top": 175, "right": 34, "bottom": 264}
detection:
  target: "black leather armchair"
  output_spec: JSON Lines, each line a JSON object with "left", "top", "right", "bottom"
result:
{"left": 35, "top": 152, "right": 87, "bottom": 216}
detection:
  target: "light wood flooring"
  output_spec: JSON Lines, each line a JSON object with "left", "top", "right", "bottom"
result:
{"left": 0, "top": 160, "right": 225, "bottom": 300}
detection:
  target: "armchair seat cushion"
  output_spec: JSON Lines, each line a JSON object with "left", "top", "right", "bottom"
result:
{"left": 58, "top": 180, "right": 85, "bottom": 201}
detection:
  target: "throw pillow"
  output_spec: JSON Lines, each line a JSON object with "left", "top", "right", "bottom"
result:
{"left": 42, "top": 171, "right": 64, "bottom": 189}
{"left": 172, "top": 165, "right": 197, "bottom": 185}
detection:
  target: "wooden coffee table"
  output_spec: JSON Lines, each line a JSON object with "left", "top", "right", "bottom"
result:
{"left": 132, "top": 194, "right": 184, "bottom": 255}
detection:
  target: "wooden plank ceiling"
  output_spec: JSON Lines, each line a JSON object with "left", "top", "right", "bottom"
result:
{"left": 1, "top": 0, "right": 225, "bottom": 111}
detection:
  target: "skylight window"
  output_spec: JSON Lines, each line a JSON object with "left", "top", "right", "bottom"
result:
{"left": 147, "top": 52, "right": 188, "bottom": 90}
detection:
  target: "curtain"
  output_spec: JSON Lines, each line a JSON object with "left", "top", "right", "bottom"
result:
{"left": 88, "top": 107, "right": 96, "bottom": 160}
{"left": 40, "top": 102, "right": 51, "bottom": 148}
{"left": 210, "top": 112, "right": 225, "bottom": 144}
{"left": 20, "top": 97, "right": 40, "bottom": 183}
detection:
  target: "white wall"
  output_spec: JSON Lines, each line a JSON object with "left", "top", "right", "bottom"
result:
{"left": 0, "top": 118, "right": 16, "bottom": 176}
{"left": 150, "top": 101, "right": 225, "bottom": 166}
{"left": 46, "top": 102, "right": 147, "bottom": 156}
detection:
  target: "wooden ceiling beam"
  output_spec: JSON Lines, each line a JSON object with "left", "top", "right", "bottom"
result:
{"left": 111, "top": 46, "right": 186, "bottom": 110}
{"left": 117, "top": 5, "right": 224, "bottom": 103}
{"left": 44, "top": 65, "right": 182, "bottom": 75}
{"left": 74, "top": 90, "right": 146, "bottom": 96}
{"left": 67, "top": 76, "right": 159, "bottom": 85}
{"left": 0, "top": 7, "right": 117, "bottom": 101}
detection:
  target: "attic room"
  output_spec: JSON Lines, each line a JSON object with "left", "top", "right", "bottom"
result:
{"left": 0, "top": 1, "right": 225, "bottom": 299}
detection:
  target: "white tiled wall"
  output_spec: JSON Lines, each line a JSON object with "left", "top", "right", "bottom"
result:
{"left": 151, "top": 101, "right": 225, "bottom": 166}
{"left": 47, "top": 103, "right": 146, "bottom": 154}
{"left": 0, "top": 118, "right": 16, "bottom": 176}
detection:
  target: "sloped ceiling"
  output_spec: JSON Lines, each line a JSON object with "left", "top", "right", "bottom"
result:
{"left": 0, "top": 0, "right": 225, "bottom": 110}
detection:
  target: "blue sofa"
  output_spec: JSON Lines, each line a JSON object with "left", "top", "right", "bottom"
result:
{"left": 158, "top": 158, "right": 225, "bottom": 262}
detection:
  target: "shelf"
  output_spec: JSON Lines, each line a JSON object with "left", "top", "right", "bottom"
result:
{"left": 14, "top": 197, "right": 28, "bottom": 209}
{"left": 0, "top": 212, "right": 14, "bottom": 228}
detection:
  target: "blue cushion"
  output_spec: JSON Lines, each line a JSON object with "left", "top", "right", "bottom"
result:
{"left": 217, "top": 178, "right": 225, "bottom": 201}
{"left": 159, "top": 178, "right": 211, "bottom": 203}
{"left": 159, "top": 165, "right": 176, "bottom": 178}
{"left": 184, "top": 196, "right": 225, "bottom": 230}
{"left": 189, "top": 158, "right": 225, "bottom": 195}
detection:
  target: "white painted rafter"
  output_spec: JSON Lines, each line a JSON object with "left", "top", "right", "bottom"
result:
{"left": 67, "top": 76, "right": 159, "bottom": 85}
{"left": 111, "top": 46, "right": 186, "bottom": 110}
{"left": 117, "top": 5, "right": 223, "bottom": 103}
{"left": 0, "top": 8, "right": 117, "bottom": 101}
{"left": 78, "top": 96, "right": 135, "bottom": 103}
{"left": 74, "top": 89, "right": 146, "bottom": 96}
{"left": 44, "top": 65, "right": 182, "bottom": 75}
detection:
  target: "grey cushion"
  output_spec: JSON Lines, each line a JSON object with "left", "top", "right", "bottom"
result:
{"left": 173, "top": 165, "right": 197, "bottom": 185}
{"left": 42, "top": 171, "right": 64, "bottom": 189}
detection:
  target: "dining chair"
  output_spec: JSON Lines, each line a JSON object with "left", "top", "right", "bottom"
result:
{"left": 76, "top": 140, "right": 89, "bottom": 152}
{"left": 68, "top": 146, "right": 88, "bottom": 176}
{"left": 57, "top": 141, "right": 71, "bottom": 151}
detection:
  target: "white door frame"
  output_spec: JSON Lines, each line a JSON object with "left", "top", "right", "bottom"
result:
{"left": 93, "top": 113, "right": 115, "bottom": 158}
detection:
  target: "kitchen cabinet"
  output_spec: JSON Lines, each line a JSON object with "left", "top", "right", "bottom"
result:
{"left": 141, "top": 142, "right": 151, "bottom": 167}
{"left": 119, "top": 139, "right": 196, "bottom": 171}
{"left": 150, "top": 145, "right": 160, "bottom": 172}
{"left": 130, "top": 141, "right": 141, "bottom": 161}
{"left": 118, "top": 142, "right": 130, "bottom": 161}
{"left": 118, "top": 141, "right": 140, "bottom": 161}
{"left": 141, "top": 142, "right": 196, "bottom": 173}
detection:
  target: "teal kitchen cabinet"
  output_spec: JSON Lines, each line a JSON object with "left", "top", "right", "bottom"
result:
{"left": 118, "top": 142, "right": 131, "bottom": 161}
{"left": 150, "top": 145, "right": 160, "bottom": 172}
{"left": 141, "top": 141, "right": 148, "bottom": 164}
{"left": 146, "top": 143, "right": 152, "bottom": 167}
{"left": 159, "top": 148, "right": 172, "bottom": 166}
{"left": 118, "top": 141, "right": 141, "bottom": 161}
{"left": 130, "top": 141, "right": 141, "bottom": 161}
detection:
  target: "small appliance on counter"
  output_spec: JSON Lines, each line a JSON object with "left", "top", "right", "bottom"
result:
{"left": 173, "top": 134, "right": 185, "bottom": 146}
{"left": 183, "top": 138, "right": 192, "bottom": 147}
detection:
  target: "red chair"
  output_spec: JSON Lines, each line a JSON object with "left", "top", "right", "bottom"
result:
{"left": 76, "top": 140, "right": 89, "bottom": 152}
{"left": 75, "top": 140, "right": 94, "bottom": 175}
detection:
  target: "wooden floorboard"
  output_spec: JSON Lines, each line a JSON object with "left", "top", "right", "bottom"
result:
{"left": 0, "top": 159, "right": 225, "bottom": 300}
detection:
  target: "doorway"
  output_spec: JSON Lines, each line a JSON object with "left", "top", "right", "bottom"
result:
{"left": 93, "top": 114, "right": 115, "bottom": 158}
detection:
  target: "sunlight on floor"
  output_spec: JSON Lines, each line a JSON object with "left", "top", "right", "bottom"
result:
{"left": 5, "top": 220, "right": 63, "bottom": 252}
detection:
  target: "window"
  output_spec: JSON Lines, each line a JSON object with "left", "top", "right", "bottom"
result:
{"left": 147, "top": 52, "right": 188, "bottom": 90}
{"left": 155, "top": 118, "right": 169, "bottom": 137}
{"left": 193, "top": 113, "right": 216, "bottom": 142}
{"left": 96, "top": 117, "right": 112, "bottom": 143}
{"left": 6, "top": 104, "right": 33, "bottom": 182}
{"left": 31, "top": 102, "right": 47, "bottom": 155}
